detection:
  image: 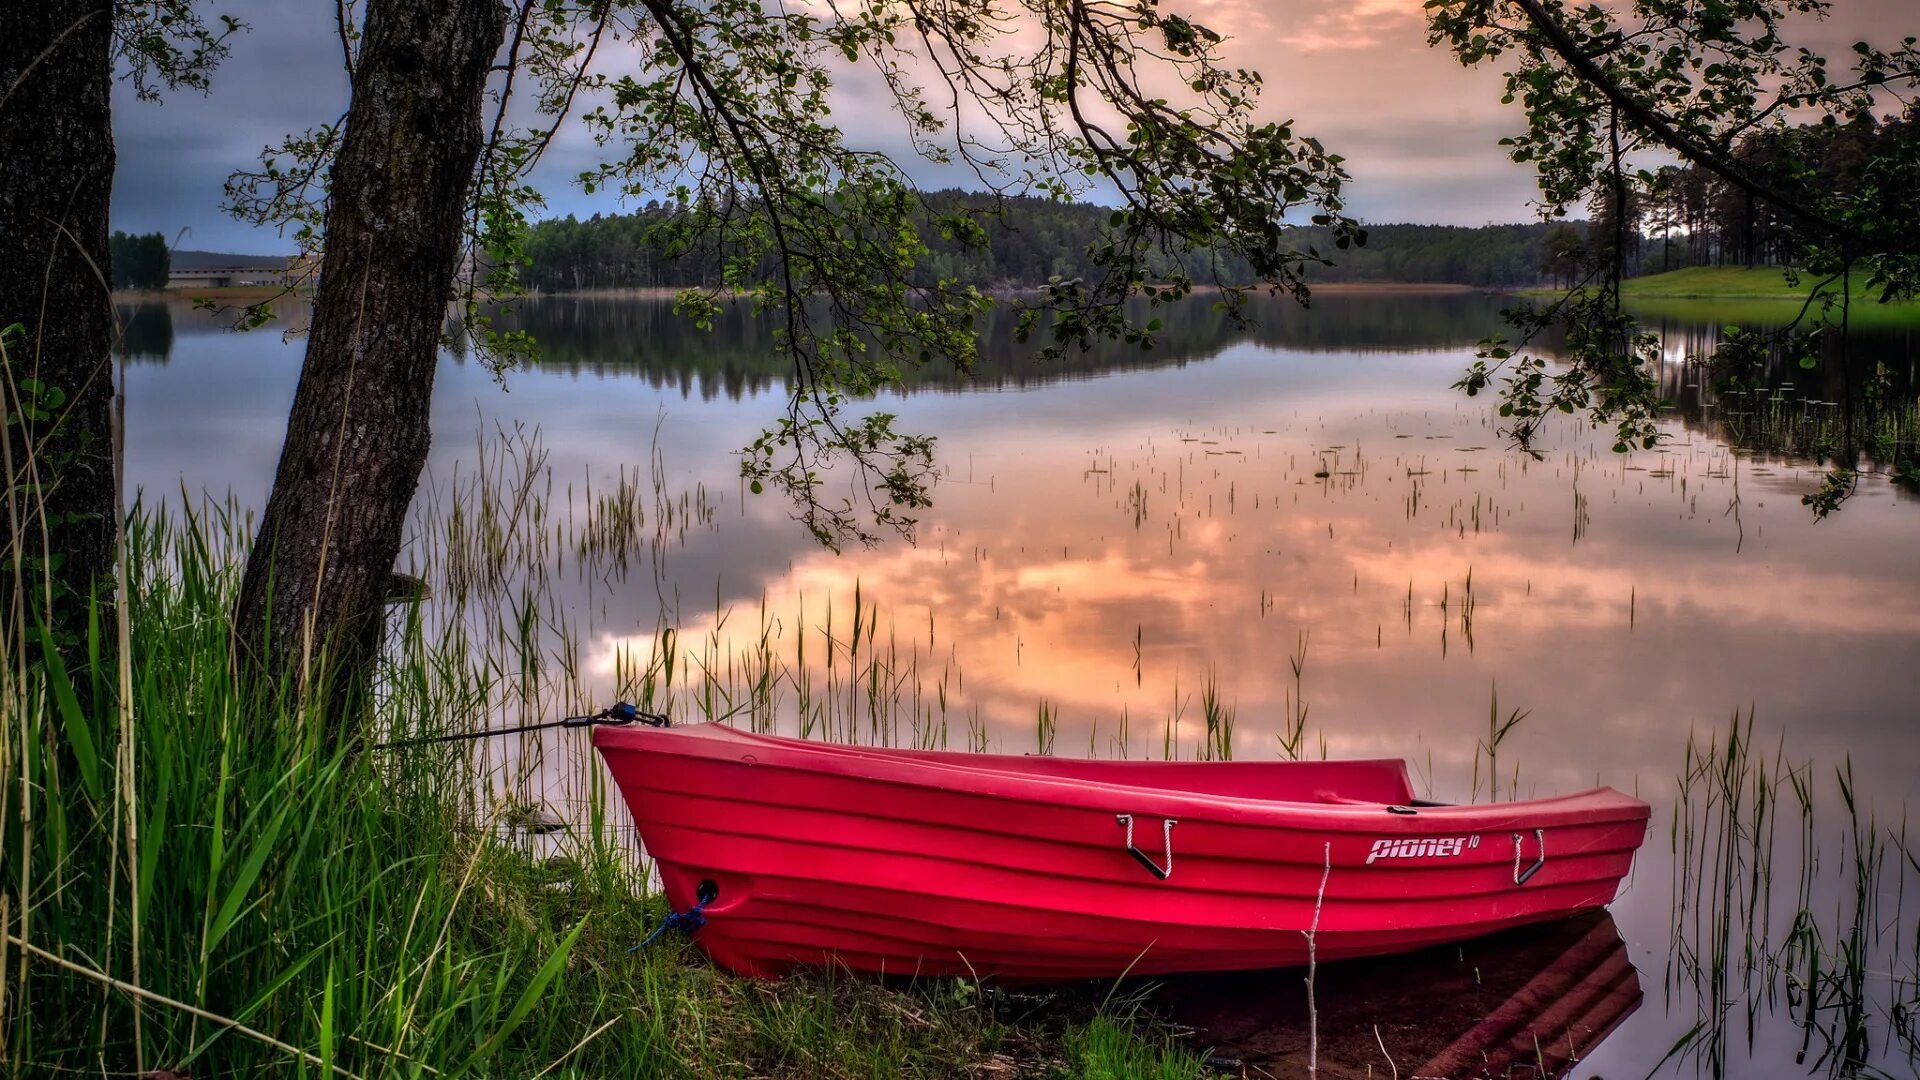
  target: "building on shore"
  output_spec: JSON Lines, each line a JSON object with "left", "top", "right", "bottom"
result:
{"left": 166, "top": 250, "right": 305, "bottom": 289}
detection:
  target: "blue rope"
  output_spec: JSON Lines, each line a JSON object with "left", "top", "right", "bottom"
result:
{"left": 630, "top": 897, "right": 708, "bottom": 953}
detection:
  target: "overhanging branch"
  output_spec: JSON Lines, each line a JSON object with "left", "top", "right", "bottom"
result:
{"left": 1510, "top": 0, "right": 1860, "bottom": 246}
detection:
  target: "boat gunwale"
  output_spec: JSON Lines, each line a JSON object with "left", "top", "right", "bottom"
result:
{"left": 595, "top": 723, "right": 1651, "bottom": 830}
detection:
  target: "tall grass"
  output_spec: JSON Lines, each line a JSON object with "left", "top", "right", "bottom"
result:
{"left": 6, "top": 508, "right": 600, "bottom": 1074}
{"left": 7, "top": 360, "right": 1257, "bottom": 1080}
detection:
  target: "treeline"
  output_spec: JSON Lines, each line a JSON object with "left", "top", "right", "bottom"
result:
{"left": 518, "top": 193, "right": 1135, "bottom": 292}
{"left": 519, "top": 192, "right": 1570, "bottom": 292}
{"left": 109, "top": 230, "right": 169, "bottom": 290}
{"left": 1293, "top": 222, "right": 1562, "bottom": 286}
{"left": 1627, "top": 105, "right": 1920, "bottom": 273}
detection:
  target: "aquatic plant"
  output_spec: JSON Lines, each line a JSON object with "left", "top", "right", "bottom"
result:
{"left": 1668, "top": 711, "right": 1920, "bottom": 1078}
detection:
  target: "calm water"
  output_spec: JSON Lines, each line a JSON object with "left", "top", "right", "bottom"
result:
{"left": 123, "top": 291, "right": 1919, "bottom": 1078}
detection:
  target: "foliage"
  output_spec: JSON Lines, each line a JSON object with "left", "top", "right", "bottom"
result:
{"left": 228, "top": 0, "right": 1358, "bottom": 548}
{"left": 110, "top": 1, "right": 243, "bottom": 100}
{"left": 1426, "top": 0, "right": 1920, "bottom": 508}
{"left": 108, "top": 230, "right": 170, "bottom": 290}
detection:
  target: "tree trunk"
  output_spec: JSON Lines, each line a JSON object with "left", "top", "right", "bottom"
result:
{"left": 233, "top": 0, "right": 505, "bottom": 702}
{"left": 0, "top": 1, "right": 118, "bottom": 640}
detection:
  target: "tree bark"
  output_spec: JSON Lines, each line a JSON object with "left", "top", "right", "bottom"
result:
{"left": 233, "top": 0, "right": 506, "bottom": 701}
{"left": 0, "top": 2, "right": 118, "bottom": 639}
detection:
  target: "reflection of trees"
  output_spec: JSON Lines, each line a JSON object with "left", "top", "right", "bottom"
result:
{"left": 99, "top": 293, "right": 1920, "bottom": 477}
{"left": 111, "top": 296, "right": 317, "bottom": 364}
{"left": 1631, "top": 310, "right": 1919, "bottom": 473}
{"left": 114, "top": 303, "right": 174, "bottom": 363}
{"left": 499, "top": 293, "right": 1519, "bottom": 401}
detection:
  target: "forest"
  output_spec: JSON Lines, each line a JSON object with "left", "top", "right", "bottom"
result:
{"left": 518, "top": 107, "right": 1920, "bottom": 294}
{"left": 108, "top": 230, "right": 170, "bottom": 290}
{"left": 1631, "top": 105, "right": 1920, "bottom": 273}
{"left": 519, "top": 194, "right": 1568, "bottom": 292}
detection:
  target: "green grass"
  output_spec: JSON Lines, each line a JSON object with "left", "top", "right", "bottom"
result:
{"left": 1067, "top": 1015, "right": 1208, "bottom": 1080}
{"left": 1621, "top": 294, "right": 1920, "bottom": 329}
{"left": 0, "top": 505, "right": 1207, "bottom": 1077}
{"left": 1617, "top": 265, "right": 1877, "bottom": 301}
{"left": 1520, "top": 266, "right": 1920, "bottom": 327}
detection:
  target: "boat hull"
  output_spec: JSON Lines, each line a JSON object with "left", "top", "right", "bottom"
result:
{"left": 595, "top": 724, "right": 1649, "bottom": 980}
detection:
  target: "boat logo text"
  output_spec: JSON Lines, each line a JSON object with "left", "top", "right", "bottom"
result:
{"left": 1365, "top": 834, "right": 1480, "bottom": 865}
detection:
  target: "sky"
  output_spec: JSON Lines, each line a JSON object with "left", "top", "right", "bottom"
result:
{"left": 110, "top": 0, "right": 1911, "bottom": 254}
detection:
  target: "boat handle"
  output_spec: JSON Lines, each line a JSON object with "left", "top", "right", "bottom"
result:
{"left": 1116, "top": 814, "right": 1177, "bottom": 880}
{"left": 1512, "top": 828, "right": 1546, "bottom": 885}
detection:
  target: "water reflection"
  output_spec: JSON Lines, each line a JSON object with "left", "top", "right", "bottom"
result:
{"left": 1153, "top": 910, "right": 1639, "bottom": 1078}
{"left": 121, "top": 290, "right": 1920, "bottom": 1078}
{"left": 1637, "top": 307, "right": 1920, "bottom": 476}
{"left": 503, "top": 290, "right": 1519, "bottom": 398}
{"left": 114, "top": 302, "right": 174, "bottom": 363}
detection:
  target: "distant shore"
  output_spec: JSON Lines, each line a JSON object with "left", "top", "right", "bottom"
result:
{"left": 1303, "top": 282, "right": 1485, "bottom": 294}
{"left": 509, "top": 281, "right": 1490, "bottom": 301}
{"left": 114, "top": 280, "right": 1493, "bottom": 305}
{"left": 114, "top": 285, "right": 304, "bottom": 303}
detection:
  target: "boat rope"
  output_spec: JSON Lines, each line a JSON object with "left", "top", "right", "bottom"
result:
{"left": 370, "top": 701, "right": 669, "bottom": 751}
{"left": 629, "top": 897, "right": 709, "bottom": 952}
{"left": 1116, "top": 813, "right": 1177, "bottom": 880}
{"left": 1512, "top": 828, "right": 1547, "bottom": 885}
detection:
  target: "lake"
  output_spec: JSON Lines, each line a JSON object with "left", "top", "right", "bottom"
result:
{"left": 121, "top": 289, "right": 1919, "bottom": 1078}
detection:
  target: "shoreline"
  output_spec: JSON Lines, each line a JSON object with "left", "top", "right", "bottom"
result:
{"left": 501, "top": 281, "right": 1493, "bottom": 301}
{"left": 115, "top": 281, "right": 1497, "bottom": 304}
{"left": 115, "top": 285, "right": 308, "bottom": 303}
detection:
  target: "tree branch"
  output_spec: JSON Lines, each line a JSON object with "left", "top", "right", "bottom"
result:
{"left": 1509, "top": 0, "right": 1858, "bottom": 244}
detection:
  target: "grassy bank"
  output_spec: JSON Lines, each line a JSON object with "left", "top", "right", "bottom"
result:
{"left": 1616, "top": 265, "right": 1875, "bottom": 300}
{"left": 0, "top": 509, "right": 1203, "bottom": 1078}
{"left": 1623, "top": 293, "right": 1920, "bottom": 330}
{"left": 1518, "top": 266, "right": 1920, "bottom": 328}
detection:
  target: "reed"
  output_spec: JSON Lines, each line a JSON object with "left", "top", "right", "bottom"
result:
{"left": 1667, "top": 711, "right": 1919, "bottom": 1078}
{"left": 1470, "top": 681, "right": 1530, "bottom": 804}
{"left": 1035, "top": 698, "right": 1059, "bottom": 756}
{"left": 1199, "top": 669, "right": 1235, "bottom": 762}
{"left": 1277, "top": 631, "right": 1311, "bottom": 761}
{"left": 0, "top": 396, "right": 1200, "bottom": 1080}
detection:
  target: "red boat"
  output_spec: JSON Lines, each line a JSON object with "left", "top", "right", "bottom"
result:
{"left": 594, "top": 722, "right": 1650, "bottom": 980}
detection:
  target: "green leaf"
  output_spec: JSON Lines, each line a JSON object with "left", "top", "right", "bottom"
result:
{"left": 319, "top": 961, "right": 336, "bottom": 1076}
{"left": 39, "top": 622, "right": 103, "bottom": 804}
{"left": 205, "top": 795, "right": 298, "bottom": 957}
{"left": 462, "top": 918, "right": 586, "bottom": 1071}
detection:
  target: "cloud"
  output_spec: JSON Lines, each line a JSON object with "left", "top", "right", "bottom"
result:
{"left": 106, "top": 0, "right": 1917, "bottom": 247}
{"left": 1272, "top": 0, "right": 1429, "bottom": 52}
